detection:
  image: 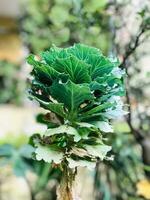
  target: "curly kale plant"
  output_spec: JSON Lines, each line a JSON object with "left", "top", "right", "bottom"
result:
{"left": 27, "top": 43, "right": 126, "bottom": 198}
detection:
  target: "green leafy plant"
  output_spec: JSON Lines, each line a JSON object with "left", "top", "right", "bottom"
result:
{"left": 27, "top": 43, "right": 126, "bottom": 199}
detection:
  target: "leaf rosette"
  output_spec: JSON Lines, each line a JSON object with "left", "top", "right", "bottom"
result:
{"left": 27, "top": 44, "right": 126, "bottom": 169}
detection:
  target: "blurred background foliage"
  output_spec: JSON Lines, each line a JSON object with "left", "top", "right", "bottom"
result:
{"left": 21, "top": 0, "right": 110, "bottom": 54}
{"left": 0, "top": 0, "right": 150, "bottom": 200}
{"left": 0, "top": 61, "right": 25, "bottom": 104}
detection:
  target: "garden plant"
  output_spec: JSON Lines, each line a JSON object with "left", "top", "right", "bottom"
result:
{"left": 27, "top": 43, "right": 126, "bottom": 200}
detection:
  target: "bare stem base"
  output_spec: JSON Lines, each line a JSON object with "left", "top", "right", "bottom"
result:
{"left": 57, "top": 167, "right": 81, "bottom": 200}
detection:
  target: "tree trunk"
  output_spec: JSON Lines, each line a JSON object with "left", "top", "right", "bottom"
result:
{"left": 57, "top": 167, "right": 81, "bottom": 200}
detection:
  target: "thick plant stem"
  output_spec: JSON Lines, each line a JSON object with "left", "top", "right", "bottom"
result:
{"left": 57, "top": 166, "right": 80, "bottom": 200}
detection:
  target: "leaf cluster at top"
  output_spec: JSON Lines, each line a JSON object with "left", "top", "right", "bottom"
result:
{"left": 28, "top": 43, "right": 124, "bottom": 122}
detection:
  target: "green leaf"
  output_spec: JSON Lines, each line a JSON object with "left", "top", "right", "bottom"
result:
{"left": 27, "top": 55, "right": 68, "bottom": 84}
{"left": 52, "top": 56, "right": 91, "bottom": 83}
{"left": 45, "top": 125, "right": 81, "bottom": 142}
{"left": 84, "top": 144, "right": 112, "bottom": 160}
{"left": 39, "top": 101, "right": 66, "bottom": 118}
{"left": 82, "top": 102, "right": 113, "bottom": 116}
{"left": 76, "top": 122, "right": 94, "bottom": 128}
{"left": 0, "top": 144, "right": 14, "bottom": 157}
{"left": 0, "top": 144, "right": 33, "bottom": 177}
{"left": 19, "top": 145, "right": 35, "bottom": 159}
{"left": 13, "top": 158, "right": 30, "bottom": 177}
{"left": 87, "top": 55, "right": 114, "bottom": 79}
{"left": 35, "top": 144, "right": 63, "bottom": 164}
{"left": 51, "top": 80, "right": 93, "bottom": 112}
{"left": 36, "top": 113, "right": 58, "bottom": 128}
{"left": 77, "top": 127, "right": 91, "bottom": 140}
{"left": 67, "top": 43, "right": 102, "bottom": 61}
{"left": 41, "top": 46, "right": 68, "bottom": 65}
{"left": 90, "top": 81, "right": 106, "bottom": 92}
{"left": 41, "top": 47, "right": 60, "bottom": 65}
{"left": 30, "top": 95, "right": 66, "bottom": 118}
{"left": 95, "top": 75, "right": 123, "bottom": 88}
{"left": 93, "top": 121, "right": 113, "bottom": 133}
{"left": 31, "top": 79, "right": 51, "bottom": 95}
{"left": 67, "top": 157, "right": 96, "bottom": 170}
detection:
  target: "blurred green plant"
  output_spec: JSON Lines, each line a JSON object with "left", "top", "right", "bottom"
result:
{"left": 21, "top": 0, "right": 110, "bottom": 54}
{"left": 0, "top": 60, "right": 25, "bottom": 104}
{"left": 0, "top": 144, "right": 34, "bottom": 176}
{"left": 0, "top": 143, "right": 60, "bottom": 200}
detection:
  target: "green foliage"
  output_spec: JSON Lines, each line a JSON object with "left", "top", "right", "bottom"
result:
{"left": 0, "top": 61, "right": 25, "bottom": 104}
{"left": 0, "top": 144, "right": 34, "bottom": 176}
{"left": 0, "top": 143, "right": 60, "bottom": 196}
{"left": 21, "top": 0, "right": 110, "bottom": 54}
{"left": 28, "top": 43, "right": 126, "bottom": 170}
